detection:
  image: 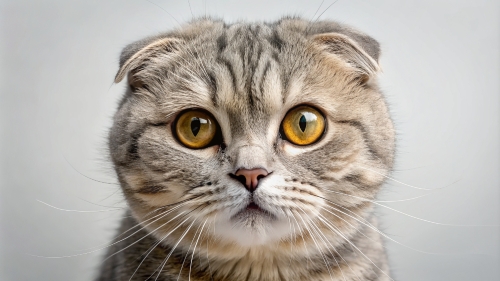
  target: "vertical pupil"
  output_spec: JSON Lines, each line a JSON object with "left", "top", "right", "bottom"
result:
{"left": 191, "top": 117, "right": 201, "bottom": 136}
{"left": 299, "top": 115, "right": 307, "bottom": 132}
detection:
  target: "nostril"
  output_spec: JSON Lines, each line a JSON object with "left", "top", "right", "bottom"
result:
{"left": 229, "top": 174, "right": 247, "bottom": 187}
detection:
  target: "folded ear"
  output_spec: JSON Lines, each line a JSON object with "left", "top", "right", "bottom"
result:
{"left": 114, "top": 36, "right": 183, "bottom": 86}
{"left": 312, "top": 33, "right": 380, "bottom": 78}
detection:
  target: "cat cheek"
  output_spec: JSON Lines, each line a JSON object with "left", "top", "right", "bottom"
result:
{"left": 132, "top": 183, "right": 186, "bottom": 207}
{"left": 133, "top": 192, "right": 174, "bottom": 207}
{"left": 280, "top": 141, "right": 323, "bottom": 156}
{"left": 280, "top": 142, "right": 305, "bottom": 156}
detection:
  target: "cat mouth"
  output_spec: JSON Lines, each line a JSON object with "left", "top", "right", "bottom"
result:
{"left": 231, "top": 199, "right": 276, "bottom": 221}
{"left": 246, "top": 196, "right": 262, "bottom": 210}
{"left": 247, "top": 202, "right": 260, "bottom": 210}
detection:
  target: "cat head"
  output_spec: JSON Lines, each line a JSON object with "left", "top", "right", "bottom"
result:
{"left": 109, "top": 17, "right": 394, "bottom": 250}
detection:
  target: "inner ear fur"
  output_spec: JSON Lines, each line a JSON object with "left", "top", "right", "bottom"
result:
{"left": 312, "top": 33, "right": 380, "bottom": 78}
{"left": 114, "top": 37, "right": 184, "bottom": 85}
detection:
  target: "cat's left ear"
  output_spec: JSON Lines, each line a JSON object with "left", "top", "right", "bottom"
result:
{"left": 114, "top": 36, "right": 184, "bottom": 87}
{"left": 312, "top": 33, "right": 380, "bottom": 78}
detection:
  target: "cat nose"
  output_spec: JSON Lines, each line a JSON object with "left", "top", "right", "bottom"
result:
{"left": 232, "top": 168, "right": 269, "bottom": 192}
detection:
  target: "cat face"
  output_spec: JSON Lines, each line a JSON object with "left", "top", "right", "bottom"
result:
{"left": 110, "top": 18, "right": 395, "bottom": 250}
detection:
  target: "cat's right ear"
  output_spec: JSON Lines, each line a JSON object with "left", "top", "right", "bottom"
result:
{"left": 311, "top": 33, "right": 380, "bottom": 82}
{"left": 114, "top": 36, "right": 183, "bottom": 87}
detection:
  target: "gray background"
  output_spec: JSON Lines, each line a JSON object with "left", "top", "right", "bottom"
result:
{"left": 1, "top": 0, "right": 499, "bottom": 280}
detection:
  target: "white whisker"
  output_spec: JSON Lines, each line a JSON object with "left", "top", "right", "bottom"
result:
{"left": 314, "top": 0, "right": 340, "bottom": 22}
{"left": 29, "top": 208, "right": 185, "bottom": 259}
{"left": 358, "top": 165, "right": 437, "bottom": 191}
{"left": 144, "top": 0, "right": 182, "bottom": 27}
{"left": 315, "top": 213, "right": 363, "bottom": 281}
{"left": 154, "top": 219, "right": 196, "bottom": 281}
{"left": 130, "top": 214, "right": 197, "bottom": 281}
{"left": 316, "top": 215, "right": 394, "bottom": 281}
{"left": 189, "top": 219, "right": 207, "bottom": 281}
{"left": 319, "top": 191, "right": 497, "bottom": 227}
{"left": 293, "top": 207, "right": 335, "bottom": 281}
{"left": 292, "top": 201, "right": 363, "bottom": 281}
{"left": 36, "top": 199, "right": 122, "bottom": 213}
{"left": 177, "top": 219, "right": 205, "bottom": 281}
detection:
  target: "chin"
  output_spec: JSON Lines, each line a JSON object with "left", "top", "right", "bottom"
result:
{"left": 214, "top": 206, "right": 291, "bottom": 247}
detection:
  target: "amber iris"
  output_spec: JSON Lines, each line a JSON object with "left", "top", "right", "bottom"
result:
{"left": 175, "top": 110, "right": 216, "bottom": 149}
{"left": 282, "top": 106, "right": 325, "bottom": 145}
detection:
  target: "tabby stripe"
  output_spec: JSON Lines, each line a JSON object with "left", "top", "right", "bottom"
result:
{"left": 249, "top": 47, "right": 264, "bottom": 107}
{"left": 216, "top": 56, "right": 237, "bottom": 99}
{"left": 207, "top": 71, "right": 218, "bottom": 107}
{"left": 343, "top": 173, "right": 363, "bottom": 184}
{"left": 268, "top": 30, "right": 284, "bottom": 52}
{"left": 336, "top": 120, "right": 380, "bottom": 161}
{"left": 216, "top": 32, "right": 227, "bottom": 53}
{"left": 127, "top": 128, "right": 145, "bottom": 160}
{"left": 259, "top": 60, "right": 272, "bottom": 97}
{"left": 134, "top": 186, "right": 168, "bottom": 194}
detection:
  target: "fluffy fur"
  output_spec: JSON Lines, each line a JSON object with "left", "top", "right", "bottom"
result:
{"left": 97, "top": 16, "right": 395, "bottom": 281}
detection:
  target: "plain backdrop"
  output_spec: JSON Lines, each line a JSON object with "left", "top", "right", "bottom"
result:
{"left": 1, "top": 0, "right": 499, "bottom": 280}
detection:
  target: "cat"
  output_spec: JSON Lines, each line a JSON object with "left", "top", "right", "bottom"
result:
{"left": 97, "top": 16, "right": 395, "bottom": 281}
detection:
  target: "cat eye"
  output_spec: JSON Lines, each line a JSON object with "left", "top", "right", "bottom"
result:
{"left": 281, "top": 105, "right": 325, "bottom": 146}
{"left": 174, "top": 110, "right": 218, "bottom": 149}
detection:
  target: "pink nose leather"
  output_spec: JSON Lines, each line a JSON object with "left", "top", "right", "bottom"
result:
{"left": 235, "top": 168, "right": 269, "bottom": 191}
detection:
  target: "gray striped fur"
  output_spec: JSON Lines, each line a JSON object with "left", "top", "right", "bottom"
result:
{"left": 99, "top": 16, "right": 395, "bottom": 281}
